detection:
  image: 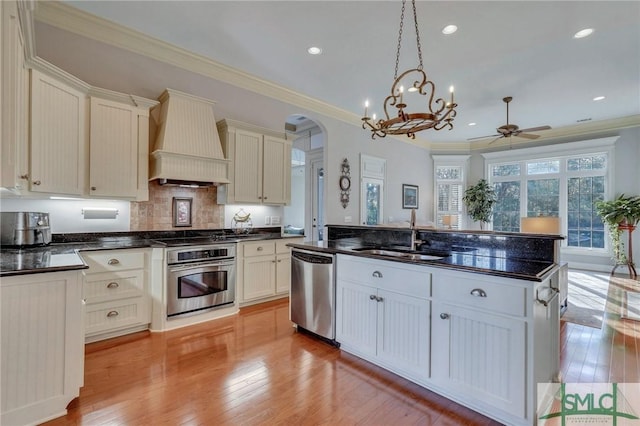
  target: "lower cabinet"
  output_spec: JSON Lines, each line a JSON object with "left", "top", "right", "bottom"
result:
{"left": 238, "top": 237, "right": 302, "bottom": 306}
{"left": 431, "top": 301, "right": 526, "bottom": 418}
{"left": 0, "top": 270, "right": 84, "bottom": 426}
{"left": 336, "top": 255, "right": 431, "bottom": 381}
{"left": 80, "top": 248, "right": 151, "bottom": 342}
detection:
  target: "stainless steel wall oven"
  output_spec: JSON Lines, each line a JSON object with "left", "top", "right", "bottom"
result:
{"left": 166, "top": 243, "right": 236, "bottom": 317}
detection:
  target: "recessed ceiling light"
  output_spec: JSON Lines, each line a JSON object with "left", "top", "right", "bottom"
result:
{"left": 307, "top": 46, "right": 322, "bottom": 55}
{"left": 574, "top": 28, "right": 594, "bottom": 39}
{"left": 468, "top": 122, "right": 477, "bottom": 126}
{"left": 593, "top": 96, "right": 605, "bottom": 101}
{"left": 442, "top": 24, "right": 458, "bottom": 35}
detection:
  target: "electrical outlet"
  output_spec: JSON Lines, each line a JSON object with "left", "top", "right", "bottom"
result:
{"left": 271, "top": 216, "right": 281, "bottom": 225}
{"left": 344, "top": 216, "right": 352, "bottom": 223}
{"left": 264, "top": 216, "right": 271, "bottom": 225}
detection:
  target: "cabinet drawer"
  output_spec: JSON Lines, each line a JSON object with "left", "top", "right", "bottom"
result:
{"left": 85, "top": 297, "right": 148, "bottom": 336}
{"left": 84, "top": 270, "right": 144, "bottom": 304}
{"left": 243, "top": 241, "right": 275, "bottom": 257}
{"left": 276, "top": 239, "right": 293, "bottom": 254}
{"left": 337, "top": 255, "right": 431, "bottom": 298}
{"left": 433, "top": 273, "right": 526, "bottom": 317}
{"left": 81, "top": 249, "right": 146, "bottom": 272}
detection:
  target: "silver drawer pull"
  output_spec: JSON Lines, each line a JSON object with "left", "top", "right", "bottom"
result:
{"left": 370, "top": 294, "right": 377, "bottom": 300}
{"left": 106, "top": 282, "right": 119, "bottom": 289}
{"left": 440, "top": 313, "right": 450, "bottom": 320}
{"left": 106, "top": 310, "right": 119, "bottom": 318}
{"left": 107, "top": 259, "right": 120, "bottom": 265}
{"left": 257, "top": 246, "right": 264, "bottom": 251}
{"left": 470, "top": 288, "right": 487, "bottom": 298}
{"left": 372, "top": 271, "right": 383, "bottom": 278}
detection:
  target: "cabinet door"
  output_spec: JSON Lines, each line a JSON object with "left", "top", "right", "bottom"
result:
{"left": 431, "top": 302, "right": 526, "bottom": 418}
{"left": 335, "top": 280, "right": 378, "bottom": 359}
{"left": 243, "top": 255, "right": 276, "bottom": 301}
{"left": 377, "top": 289, "right": 430, "bottom": 381}
{"left": 275, "top": 253, "right": 291, "bottom": 294}
{"left": 262, "top": 135, "right": 291, "bottom": 204}
{"left": 89, "top": 97, "right": 138, "bottom": 197}
{"left": 1, "top": 0, "right": 29, "bottom": 190}
{"left": 30, "top": 69, "right": 86, "bottom": 195}
{"left": 233, "top": 129, "right": 263, "bottom": 203}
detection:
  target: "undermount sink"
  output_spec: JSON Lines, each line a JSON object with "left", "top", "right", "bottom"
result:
{"left": 354, "top": 248, "right": 445, "bottom": 261}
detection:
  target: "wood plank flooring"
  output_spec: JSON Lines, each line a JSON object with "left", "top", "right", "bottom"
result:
{"left": 43, "top": 272, "right": 640, "bottom": 426}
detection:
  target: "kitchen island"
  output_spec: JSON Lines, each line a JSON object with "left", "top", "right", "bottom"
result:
{"left": 288, "top": 224, "right": 564, "bottom": 426}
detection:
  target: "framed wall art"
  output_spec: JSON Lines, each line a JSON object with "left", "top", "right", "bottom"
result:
{"left": 402, "top": 184, "right": 419, "bottom": 209}
{"left": 173, "top": 197, "right": 193, "bottom": 227}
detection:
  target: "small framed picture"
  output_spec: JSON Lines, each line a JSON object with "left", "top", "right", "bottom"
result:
{"left": 173, "top": 197, "right": 192, "bottom": 227}
{"left": 402, "top": 184, "right": 419, "bottom": 209}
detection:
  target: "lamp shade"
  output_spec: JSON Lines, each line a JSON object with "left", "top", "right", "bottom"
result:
{"left": 520, "top": 217, "right": 560, "bottom": 234}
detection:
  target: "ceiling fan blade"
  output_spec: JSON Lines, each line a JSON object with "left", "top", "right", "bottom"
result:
{"left": 518, "top": 125, "right": 551, "bottom": 133}
{"left": 467, "top": 134, "right": 500, "bottom": 141}
{"left": 488, "top": 136, "right": 505, "bottom": 145}
{"left": 517, "top": 133, "right": 540, "bottom": 140}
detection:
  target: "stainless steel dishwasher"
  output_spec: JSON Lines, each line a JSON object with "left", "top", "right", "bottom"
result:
{"left": 290, "top": 248, "right": 336, "bottom": 342}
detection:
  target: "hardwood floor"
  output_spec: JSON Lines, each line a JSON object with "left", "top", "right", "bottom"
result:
{"left": 43, "top": 273, "right": 640, "bottom": 426}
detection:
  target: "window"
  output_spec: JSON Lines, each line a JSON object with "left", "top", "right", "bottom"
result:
{"left": 433, "top": 155, "right": 470, "bottom": 229}
{"left": 360, "top": 154, "right": 386, "bottom": 225}
{"left": 483, "top": 138, "right": 616, "bottom": 251}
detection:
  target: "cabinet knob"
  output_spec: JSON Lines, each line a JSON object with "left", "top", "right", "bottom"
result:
{"left": 106, "top": 310, "right": 119, "bottom": 318}
{"left": 106, "top": 282, "right": 119, "bottom": 289}
{"left": 19, "top": 174, "right": 28, "bottom": 180}
{"left": 107, "top": 258, "right": 120, "bottom": 265}
{"left": 372, "top": 271, "right": 383, "bottom": 278}
{"left": 277, "top": 259, "right": 282, "bottom": 263}
{"left": 263, "top": 196, "right": 267, "bottom": 200}
{"left": 369, "top": 294, "right": 377, "bottom": 300}
{"left": 258, "top": 196, "right": 263, "bottom": 200}
{"left": 376, "top": 296, "right": 384, "bottom": 303}
{"left": 32, "top": 180, "right": 41, "bottom": 186}
{"left": 440, "top": 313, "right": 450, "bottom": 320}
{"left": 470, "top": 288, "right": 487, "bottom": 298}
{"left": 257, "top": 246, "right": 264, "bottom": 251}
{"left": 91, "top": 186, "right": 97, "bottom": 191}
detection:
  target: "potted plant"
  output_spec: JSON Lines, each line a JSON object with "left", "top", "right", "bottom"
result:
{"left": 595, "top": 194, "right": 640, "bottom": 277}
{"left": 462, "top": 179, "right": 497, "bottom": 230}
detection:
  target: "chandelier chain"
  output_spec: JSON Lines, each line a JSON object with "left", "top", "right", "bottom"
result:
{"left": 393, "top": 0, "right": 406, "bottom": 80}
{"left": 412, "top": 0, "right": 423, "bottom": 70}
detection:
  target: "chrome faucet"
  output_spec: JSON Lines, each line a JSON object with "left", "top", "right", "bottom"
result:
{"left": 410, "top": 209, "right": 416, "bottom": 230}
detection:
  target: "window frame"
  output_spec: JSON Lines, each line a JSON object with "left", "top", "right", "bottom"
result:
{"left": 482, "top": 137, "right": 617, "bottom": 254}
{"left": 432, "top": 155, "right": 470, "bottom": 229}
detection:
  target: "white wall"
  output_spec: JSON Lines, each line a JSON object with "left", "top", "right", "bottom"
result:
{"left": 0, "top": 198, "right": 130, "bottom": 233}
{"left": 283, "top": 166, "right": 305, "bottom": 229}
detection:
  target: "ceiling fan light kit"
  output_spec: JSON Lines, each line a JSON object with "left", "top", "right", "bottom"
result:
{"left": 469, "top": 96, "right": 552, "bottom": 144}
{"left": 361, "top": 0, "right": 457, "bottom": 140}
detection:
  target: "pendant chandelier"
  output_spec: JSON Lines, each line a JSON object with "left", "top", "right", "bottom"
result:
{"left": 361, "top": 0, "right": 457, "bottom": 139}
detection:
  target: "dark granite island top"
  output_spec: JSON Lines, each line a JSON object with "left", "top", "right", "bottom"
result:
{"left": 288, "top": 225, "right": 562, "bottom": 282}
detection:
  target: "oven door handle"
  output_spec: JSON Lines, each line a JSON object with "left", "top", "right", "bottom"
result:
{"left": 168, "top": 261, "right": 235, "bottom": 272}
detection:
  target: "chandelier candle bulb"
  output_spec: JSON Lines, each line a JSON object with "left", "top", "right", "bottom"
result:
{"left": 449, "top": 86, "right": 455, "bottom": 105}
{"left": 364, "top": 100, "right": 369, "bottom": 118}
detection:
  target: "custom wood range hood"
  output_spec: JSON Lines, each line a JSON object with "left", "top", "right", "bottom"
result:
{"left": 149, "top": 89, "right": 230, "bottom": 187}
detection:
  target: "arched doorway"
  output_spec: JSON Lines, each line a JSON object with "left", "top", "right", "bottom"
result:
{"left": 284, "top": 115, "right": 325, "bottom": 241}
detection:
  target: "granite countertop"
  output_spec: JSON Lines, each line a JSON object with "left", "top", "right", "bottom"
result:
{"left": 1, "top": 229, "right": 297, "bottom": 277}
{"left": 287, "top": 240, "right": 555, "bottom": 282}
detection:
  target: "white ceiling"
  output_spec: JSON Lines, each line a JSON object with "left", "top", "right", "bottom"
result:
{"left": 32, "top": 1, "right": 640, "bottom": 144}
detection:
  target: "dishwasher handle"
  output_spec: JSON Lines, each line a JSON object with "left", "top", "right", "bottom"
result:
{"left": 292, "top": 250, "right": 334, "bottom": 265}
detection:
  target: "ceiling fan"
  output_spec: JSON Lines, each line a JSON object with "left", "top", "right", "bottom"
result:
{"left": 469, "top": 96, "right": 551, "bottom": 144}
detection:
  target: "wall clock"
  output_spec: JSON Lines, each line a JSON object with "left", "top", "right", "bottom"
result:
{"left": 340, "top": 158, "right": 351, "bottom": 208}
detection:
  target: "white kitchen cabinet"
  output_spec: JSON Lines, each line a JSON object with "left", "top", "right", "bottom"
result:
{"left": 217, "top": 119, "right": 292, "bottom": 205}
{"left": 30, "top": 68, "right": 87, "bottom": 195}
{"left": 1, "top": 270, "right": 84, "bottom": 426}
{"left": 237, "top": 238, "right": 302, "bottom": 306}
{"left": 88, "top": 96, "right": 149, "bottom": 201}
{"left": 431, "top": 301, "right": 526, "bottom": 418}
{"left": 0, "top": 0, "right": 29, "bottom": 192}
{"left": 336, "top": 254, "right": 431, "bottom": 382}
{"left": 80, "top": 248, "right": 151, "bottom": 343}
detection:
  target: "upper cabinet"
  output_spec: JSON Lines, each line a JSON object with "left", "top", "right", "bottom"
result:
{"left": 1, "top": 0, "right": 29, "bottom": 191}
{"left": 89, "top": 94, "right": 153, "bottom": 200}
{"left": 217, "top": 119, "right": 292, "bottom": 205}
{"left": 30, "top": 69, "right": 87, "bottom": 195}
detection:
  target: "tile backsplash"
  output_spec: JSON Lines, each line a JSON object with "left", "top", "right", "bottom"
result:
{"left": 130, "top": 181, "right": 223, "bottom": 231}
